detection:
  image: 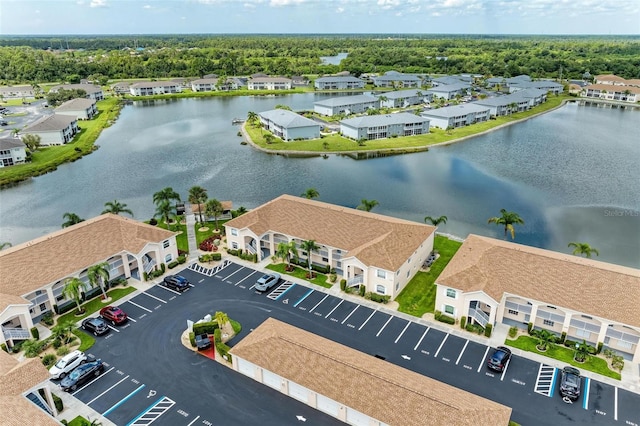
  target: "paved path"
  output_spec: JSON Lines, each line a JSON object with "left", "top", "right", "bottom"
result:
{"left": 184, "top": 204, "right": 199, "bottom": 261}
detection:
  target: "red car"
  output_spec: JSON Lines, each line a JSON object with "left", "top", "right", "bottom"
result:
{"left": 99, "top": 306, "right": 128, "bottom": 325}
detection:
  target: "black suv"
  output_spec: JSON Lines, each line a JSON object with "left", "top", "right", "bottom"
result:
{"left": 487, "top": 346, "right": 512, "bottom": 372}
{"left": 163, "top": 274, "right": 190, "bottom": 292}
{"left": 81, "top": 317, "right": 109, "bottom": 336}
{"left": 559, "top": 366, "right": 582, "bottom": 401}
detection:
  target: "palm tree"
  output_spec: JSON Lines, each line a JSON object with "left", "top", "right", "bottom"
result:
{"left": 378, "top": 95, "right": 388, "bottom": 107}
{"left": 235, "top": 206, "right": 247, "bottom": 216}
{"left": 102, "top": 200, "right": 133, "bottom": 217}
{"left": 574, "top": 340, "right": 591, "bottom": 362}
{"left": 357, "top": 199, "right": 379, "bottom": 212}
{"left": 62, "top": 212, "right": 85, "bottom": 228}
{"left": 214, "top": 311, "right": 229, "bottom": 328}
{"left": 154, "top": 199, "right": 177, "bottom": 230}
{"left": 300, "top": 240, "right": 319, "bottom": 278}
{"left": 535, "top": 329, "right": 555, "bottom": 352}
{"left": 153, "top": 187, "right": 181, "bottom": 208}
{"left": 568, "top": 242, "right": 599, "bottom": 258}
{"left": 87, "top": 262, "right": 110, "bottom": 300}
{"left": 301, "top": 188, "right": 319, "bottom": 200}
{"left": 51, "top": 321, "right": 75, "bottom": 345}
{"left": 0, "top": 242, "right": 12, "bottom": 250}
{"left": 188, "top": 186, "right": 208, "bottom": 225}
{"left": 424, "top": 215, "right": 448, "bottom": 226}
{"left": 276, "top": 241, "right": 298, "bottom": 271}
{"left": 205, "top": 198, "right": 224, "bottom": 232}
{"left": 247, "top": 111, "right": 258, "bottom": 125}
{"left": 488, "top": 208, "right": 524, "bottom": 240}
{"left": 63, "top": 277, "right": 88, "bottom": 315}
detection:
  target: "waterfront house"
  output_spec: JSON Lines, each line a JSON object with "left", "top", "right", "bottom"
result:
{"left": 313, "top": 94, "right": 379, "bottom": 116}
{"left": 49, "top": 83, "right": 104, "bottom": 101}
{"left": 257, "top": 109, "right": 320, "bottom": 141}
{"left": 129, "top": 81, "right": 183, "bottom": 96}
{"left": 485, "top": 75, "right": 531, "bottom": 89}
{"left": 377, "top": 89, "right": 433, "bottom": 108}
{"left": 0, "top": 137, "right": 27, "bottom": 167}
{"left": 248, "top": 77, "right": 292, "bottom": 91}
{"left": 54, "top": 98, "right": 98, "bottom": 120}
{"left": 427, "top": 82, "right": 471, "bottom": 100}
{"left": 291, "top": 76, "right": 309, "bottom": 87}
{"left": 372, "top": 71, "right": 424, "bottom": 88}
{"left": 508, "top": 80, "right": 564, "bottom": 95}
{"left": 191, "top": 77, "right": 238, "bottom": 92}
{"left": 340, "top": 113, "right": 430, "bottom": 140}
{"left": 594, "top": 74, "right": 639, "bottom": 87}
{"left": 22, "top": 114, "right": 79, "bottom": 145}
{"left": 420, "top": 103, "right": 490, "bottom": 129}
{"left": 314, "top": 76, "right": 366, "bottom": 90}
{"left": 435, "top": 234, "right": 640, "bottom": 362}
{"left": 583, "top": 84, "right": 640, "bottom": 103}
{"left": 472, "top": 89, "right": 541, "bottom": 117}
{"left": 224, "top": 195, "right": 435, "bottom": 298}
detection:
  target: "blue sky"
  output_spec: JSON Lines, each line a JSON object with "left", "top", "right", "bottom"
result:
{"left": 1, "top": 0, "right": 638, "bottom": 35}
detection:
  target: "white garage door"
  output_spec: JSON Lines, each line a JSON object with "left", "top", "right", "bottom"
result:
{"left": 237, "top": 358, "right": 256, "bottom": 378}
{"left": 316, "top": 395, "right": 340, "bottom": 417}
{"left": 262, "top": 370, "right": 281, "bottom": 390}
{"left": 346, "top": 407, "right": 371, "bottom": 426}
{"left": 288, "top": 381, "right": 309, "bottom": 403}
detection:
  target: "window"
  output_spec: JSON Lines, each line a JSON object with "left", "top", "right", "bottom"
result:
{"left": 39, "top": 303, "right": 47, "bottom": 312}
{"left": 617, "top": 340, "right": 633, "bottom": 350}
{"left": 231, "top": 242, "right": 238, "bottom": 250}
{"left": 575, "top": 329, "right": 591, "bottom": 339}
{"left": 322, "top": 257, "right": 328, "bottom": 262}
{"left": 56, "top": 295, "right": 64, "bottom": 302}
{"left": 444, "top": 305, "right": 454, "bottom": 315}
{"left": 231, "top": 228, "right": 238, "bottom": 236}
{"left": 165, "top": 254, "right": 172, "bottom": 263}
{"left": 543, "top": 319, "right": 555, "bottom": 327}
{"left": 446, "top": 288, "right": 456, "bottom": 298}
{"left": 395, "top": 282, "right": 399, "bottom": 291}
{"left": 377, "top": 269, "right": 386, "bottom": 279}
{"left": 376, "top": 285, "right": 386, "bottom": 294}
{"left": 508, "top": 309, "right": 519, "bottom": 316}
{"left": 406, "top": 270, "right": 410, "bottom": 278}
{"left": 163, "top": 240, "right": 170, "bottom": 249}
{"left": 581, "top": 315, "right": 593, "bottom": 320}
{"left": 407, "top": 257, "right": 412, "bottom": 264}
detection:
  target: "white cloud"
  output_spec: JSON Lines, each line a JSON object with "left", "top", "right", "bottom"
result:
{"left": 89, "top": 0, "right": 108, "bottom": 8}
{"left": 336, "top": 6, "right": 345, "bottom": 13}
{"left": 143, "top": 4, "right": 152, "bottom": 9}
{"left": 269, "top": 0, "right": 305, "bottom": 6}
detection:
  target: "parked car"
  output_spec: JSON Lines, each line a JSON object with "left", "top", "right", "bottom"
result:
{"left": 487, "top": 346, "right": 512, "bottom": 372}
{"left": 559, "top": 366, "right": 582, "bottom": 401}
{"left": 163, "top": 274, "right": 190, "bottom": 292}
{"left": 49, "top": 350, "right": 88, "bottom": 379}
{"left": 255, "top": 273, "right": 281, "bottom": 292}
{"left": 99, "top": 306, "right": 128, "bottom": 325}
{"left": 195, "top": 333, "right": 211, "bottom": 350}
{"left": 59, "top": 359, "right": 105, "bottom": 392}
{"left": 0, "top": 121, "right": 7, "bottom": 126}
{"left": 81, "top": 317, "right": 109, "bottom": 336}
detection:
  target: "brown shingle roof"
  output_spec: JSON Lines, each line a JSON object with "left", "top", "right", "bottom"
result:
{"left": 23, "top": 114, "right": 76, "bottom": 133}
{"left": 0, "top": 138, "right": 25, "bottom": 150}
{"left": 55, "top": 98, "right": 96, "bottom": 111}
{"left": 0, "top": 214, "right": 176, "bottom": 297}
{"left": 585, "top": 84, "right": 640, "bottom": 95}
{"left": 437, "top": 235, "right": 640, "bottom": 327}
{"left": 224, "top": 195, "right": 435, "bottom": 271}
{"left": 230, "top": 318, "right": 512, "bottom": 426}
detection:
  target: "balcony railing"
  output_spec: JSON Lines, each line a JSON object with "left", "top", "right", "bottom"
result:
{"left": 245, "top": 244, "right": 257, "bottom": 254}
{"left": 347, "top": 275, "right": 363, "bottom": 288}
{"left": 468, "top": 308, "right": 489, "bottom": 327}
{"left": 2, "top": 327, "right": 30, "bottom": 341}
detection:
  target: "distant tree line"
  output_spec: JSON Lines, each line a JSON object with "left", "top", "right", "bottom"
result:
{"left": 0, "top": 35, "right": 638, "bottom": 85}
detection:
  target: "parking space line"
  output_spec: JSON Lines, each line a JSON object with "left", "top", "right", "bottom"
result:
{"left": 614, "top": 386, "right": 618, "bottom": 420}
{"left": 500, "top": 358, "right": 510, "bottom": 381}
{"left": 107, "top": 325, "right": 120, "bottom": 333}
{"left": 87, "top": 375, "right": 130, "bottom": 405}
{"left": 376, "top": 315, "right": 393, "bottom": 337}
{"left": 582, "top": 377, "right": 590, "bottom": 409}
{"left": 128, "top": 318, "right": 136, "bottom": 323}
{"left": 126, "top": 396, "right": 176, "bottom": 426}
{"left": 235, "top": 271, "right": 258, "bottom": 286}
{"left": 222, "top": 267, "right": 245, "bottom": 281}
{"left": 477, "top": 346, "right": 490, "bottom": 372}
{"left": 158, "top": 286, "right": 182, "bottom": 296}
{"left": 325, "top": 300, "right": 344, "bottom": 319}
{"left": 72, "top": 367, "right": 114, "bottom": 395}
{"left": 143, "top": 292, "right": 167, "bottom": 303}
{"left": 309, "top": 295, "right": 329, "bottom": 313}
{"left": 102, "top": 384, "right": 146, "bottom": 416}
{"left": 434, "top": 334, "right": 449, "bottom": 358}
{"left": 127, "top": 301, "right": 152, "bottom": 313}
{"left": 394, "top": 321, "right": 411, "bottom": 344}
{"left": 414, "top": 327, "right": 429, "bottom": 351}
{"left": 187, "top": 415, "right": 201, "bottom": 426}
{"left": 456, "top": 340, "right": 469, "bottom": 365}
{"left": 341, "top": 305, "right": 359, "bottom": 325}
{"left": 358, "top": 310, "right": 376, "bottom": 331}
{"left": 275, "top": 283, "right": 296, "bottom": 300}
{"left": 294, "top": 289, "right": 314, "bottom": 307}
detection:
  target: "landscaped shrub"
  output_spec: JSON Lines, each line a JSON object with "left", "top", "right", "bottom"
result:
{"left": 311, "top": 264, "right": 330, "bottom": 274}
{"left": 484, "top": 324, "right": 493, "bottom": 337}
{"left": 365, "top": 292, "right": 390, "bottom": 304}
{"left": 597, "top": 342, "right": 603, "bottom": 354}
{"left": 527, "top": 322, "right": 533, "bottom": 334}
{"left": 559, "top": 331, "right": 567, "bottom": 344}
{"left": 434, "top": 310, "right": 442, "bottom": 320}
{"left": 329, "top": 274, "right": 337, "bottom": 283}
{"left": 199, "top": 236, "right": 220, "bottom": 252}
{"left": 460, "top": 316, "right": 467, "bottom": 329}
{"left": 177, "top": 255, "right": 186, "bottom": 264}
{"left": 212, "top": 252, "right": 221, "bottom": 261}
{"left": 52, "top": 393, "right": 63, "bottom": 412}
{"left": 42, "top": 354, "right": 56, "bottom": 368}
{"left": 193, "top": 321, "right": 220, "bottom": 336}
{"left": 167, "top": 260, "right": 179, "bottom": 269}
{"left": 56, "top": 346, "right": 70, "bottom": 356}
{"left": 23, "top": 339, "right": 47, "bottom": 358}
{"left": 437, "top": 314, "right": 456, "bottom": 325}
{"left": 40, "top": 312, "right": 54, "bottom": 326}
{"left": 189, "top": 332, "right": 196, "bottom": 347}
{"left": 508, "top": 326, "right": 518, "bottom": 338}
{"left": 52, "top": 339, "right": 62, "bottom": 349}
{"left": 359, "top": 284, "right": 366, "bottom": 297}
{"left": 30, "top": 327, "right": 39, "bottom": 340}
{"left": 213, "top": 328, "right": 232, "bottom": 362}
{"left": 340, "top": 279, "right": 346, "bottom": 291}
{"left": 0, "top": 344, "right": 7, "bottom": 353}
{"left": 149, "top": 218, "right": 158, "bottom": 226}
{"left": 466, "top": 323, "right": 484, "bottom": 335}
{"left": 160, "top": 263, "right": 166, "bottom": 273}
{"left": 143, "top": 272, "right": 149, "bottom": 281}
{"left": 564, "top": 340, "right": 577, "bottom": 348}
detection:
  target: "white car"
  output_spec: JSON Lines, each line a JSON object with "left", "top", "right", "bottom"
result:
{"left": 254, "top": 273, "right": 281, "bottom": 292}
{"left": 49, "top": 350, "right": 87, "bottom": 379}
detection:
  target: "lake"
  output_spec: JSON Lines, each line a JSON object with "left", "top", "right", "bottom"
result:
{"left": 0, "top": 96, "right": 638, "bottom": 268}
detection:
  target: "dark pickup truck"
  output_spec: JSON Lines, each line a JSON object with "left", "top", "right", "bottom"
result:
{"left": 195, "top": 334, "right": 211, "bottom": 350}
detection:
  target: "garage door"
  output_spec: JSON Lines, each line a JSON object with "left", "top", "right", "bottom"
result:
{"left": 317, "top": 395, "right": 340, "bottom": 417}
{"left": 237, "top": 358, "right": 256, "bottom": 378}
{"left": 288, "top": 381, "right": 309, "bottom": 403}
{"left": 346, "top": 407, "right": 371, "bottom": 426}
{"left": 262, "top": 370, "right": 281, "bottom": 390}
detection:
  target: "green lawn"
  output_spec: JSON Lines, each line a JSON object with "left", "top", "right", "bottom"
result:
{"left": 56, "top": 286, "right": 137, "bottom": 325}
{"left": 505, "top": 335, "right": 621, "bottom": 380}
{"left": 155, "top": 220, "right": 189, "bottom": 253}
{"left": 395, "top": 235, "right": 463, "bottom": 317}
{"left": 72, "top": 328, "right": 96, "bottom": 352}
{"left": 66, "top": 416, "right": 95, "bottom": 426}
{"left": 266, "top": 263, "right": 332, "bottom": 289}
{"left": 195, "top": 219, "right": 230, "bottom": 245}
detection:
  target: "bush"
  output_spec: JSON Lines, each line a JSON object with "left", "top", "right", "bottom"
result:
{"left": 437, "top": 314, "right": 456, "bottom": 325}
{"left": 193, "top": 321, "right": 220, "bottom": 336}
{"left": 329, "top": 274, "right": 337, "bottom": 283}
{"left": 212, "top": 252, "right": 222, "bottom": 261}
{"left": 434, "top": 310, "right": 442, "bottom": 320}
{"left": 564, "top": 340, "right": 577, "bottom": 348}
{"left": 466, "top": 323, "right": 484, "bottom": 334}
{"left": 149, "top": 218, "right": 158, "bottom": 226}
{"left": 189, "top": 332, "right": 196, "bottom": 348}
{"left": 52, "top": 339, "right": 62, "bottom": 349}
{"left": 177, "top": 255, "right": 187, "bottom": 264}
{"left": 460, "top": 316, "right": 467, "bottom": 329}
{"left": 56, "top": 346, "right": 70, "bottom": 356}
{"left": 42, "top": 354, "right": 57, "bottom": 368}
{"left": 365, "top": 292, "right": 390, "bottom": 304}
{"left": 0, "top": 343, "right": 7, "bottom": 353}
{"left": 52, "top": 392, "right": 63, "bottom": 412}
{"left": 560, "top": 331, "right": 567, "bottom": 344}
{"left": 484, "top": 324, "right": 493, "bottom": 337}
{"left": 30, "top": 327, "right": 39, "bottom": 340}
{"left": 508, "top": 326, "right": 518, "bottom": 338}
{"left": 597, "top": 342, "right": 603, "bottom": 354}
{"left": 40, "top": 312, "right": 54, "bottom": 326}
{"left": 167, "top": 260, "right": 179, "bottom": 269}
{"left": 213, "top": 328, "right": 232, "bottom": 362}
{"left": 527, "top": 322, "right": 533, "bottom": 334}
{"left": 311, "top": 264, "right": 330, "bottom": 274}
{"left": 359, "top": 284, "right": 366, "bottom": 297}
{"left": 340, "top": 279, "right": 346, "bottom": 291}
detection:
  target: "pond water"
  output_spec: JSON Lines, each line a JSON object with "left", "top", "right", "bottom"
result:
{"left": 320, "top": 52, "right": 349, "bottom": 65}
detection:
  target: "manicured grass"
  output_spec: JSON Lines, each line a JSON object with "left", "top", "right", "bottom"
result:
{"left": 66, "top": 416, "right": 94, "bottom": 426}
{"left": 266, "top": 263, "right": 332, "bottom": 289}
{"left": 395, "top": 235, "right": 463, "bottom": 317}
{"left": 56, "top": 286, "right": 137, "bottom": 325}
{"left": 505, "top": 335, "right": 621, "bottom": 380}
{"left": 155, "top": 220, "right": 189, "bottom": 253}
{"left": 72, "top": 328, "right": 96, "bottom": 352}
{"left": 195, "top": 219, "right": 230, "bottom": 246}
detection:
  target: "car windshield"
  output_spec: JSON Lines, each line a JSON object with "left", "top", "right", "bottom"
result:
{"left": 259, "top": 275, "right": 269, "bottom": 282}
{"left": 493, "top": 350, "right": 507, "bottom": 361}
{"left": 564, "top": 374, "right": 579, "bottom": 387}
{"left": 54, "top": 359, "right": 67, "bottom": 368}
{"left": 69, "top": 369, "right": 83, "bottom": 380}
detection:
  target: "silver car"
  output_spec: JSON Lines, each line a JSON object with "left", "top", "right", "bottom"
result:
{"left": 255, "top": 273, "right": 281, "bottom": 292}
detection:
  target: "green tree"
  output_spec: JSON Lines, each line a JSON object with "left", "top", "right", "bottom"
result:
{"left": 214, "top": 311, "right": 229, "bottom": 328}
{"left": 567, "top": 242, "right": 599, "bottom": 258}
{"left": 188, "top": 186, "right": 208, "bottom": 225}
{"left": 264, "top": 133, "right": 274, "bottom": 144}
{"left": 87, "top": 262, "right": 110, "bottom": 301}
{"left": 62, "top": 212, "right": 85, "bottom": 228}
{"left": 301, "top": 188, "right": 319, "bottom": 199}
{"left": 357, "top": 199, "right": 379, "bottom": 212}
{"left": 22, "top": 134, "right": 41, "bottom": 151}
{"left": 0, "top": 242, "right": 12, "bottom": 250}
{"left": 574, "top": 340, "right": 591, "bottom": 362}
{"left": 51, "top": 321, "right": 75, "bottom": 345}
{"left": 275, "top": 104, "right": 292, "bottom": 110}
{"left": 205, "top": 198, "right": 223, "bottom": 231}
{"left": 102, "top": 200, "right": 133, "bottom": 217}
{"left": 424, "top": 215, "right": 448, "bottom": 226}
{"left": 153, "top": 187, "right": 181, "bottom": 207}
{"left": 247, "top": 111, "right": 258, "bottom": 125}
{"left": 63, "top": 277, "right": 88, "bottom": 315}
{"left": 488, "top": 208, "right": 524, "bottom": 240}
{"left": 535, "top": 329, "right": 555, "bottom": 352}
{"left": 154, "top": 199, "right": 177, "bottom": 230}
{"left": 300, "top": 239, "right": 319, "bottom": 278}
{"left": 276, "top": 241, "right": 298, "bottom": 271}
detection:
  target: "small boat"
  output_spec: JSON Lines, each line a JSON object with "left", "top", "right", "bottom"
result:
{"left": 232, "top": 118, "right": 245, "bottom": 125}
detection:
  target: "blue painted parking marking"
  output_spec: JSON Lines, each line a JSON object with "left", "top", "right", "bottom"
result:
{"left": 102, "top": 384, "right": 145, "bottom": 416}
{"left": 549, "top": 367, "right": 558, "bottom": 397}
{"left": 276, "top": 283, "right": 296, "bottom": 300}
{"left": 583, "top": 377, "right": 590, "bottom": 409}
{"left": 294, "top": 289, "right": 314, "bottom": 307}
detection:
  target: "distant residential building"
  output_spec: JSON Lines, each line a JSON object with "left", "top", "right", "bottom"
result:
{"left": 421, "top": 103, "right": 490, "bottom": 129}
{"left": 340, "top": 112, "right": 430, "bottom": 140}
{"left": 314, "top": 76, "right": 366, "bottom": 90}
{"left": 0, "top": 85, "right": 35, "bottom": 99}
{"left": 427, "top": 82, "right": 471, "bottom": 100}
{"left": 258, "top": 109, "right": 320, "bottom": 141}
{"left": 291, "top": 75, "right": 310, "bottom": 86}
{"left": 191, "top": 78, "right": 238, "bottom": 92}
{"left": 509, "top": 80, "right": 564, "bottom": 95}
{"left": 377, "top": 89, "right": 432, "bottom": 108}
{"left": 313, "top": 95, "right": 379, "bottom": 116}
{"left": 0, "top": 137, "right": 27, "bottom": 167}
{"left": 594, "top": 74, "right": 640, "bottom": 87}
{"left": 129, "top": 81, "right": 183, "bottom": 96}
{"left": 372, "top": 71, "right": 424, "bottom": 88}
{"left": 22, "top": 114, "right": 79, "bottom": 145}
{"left": 472, "top": 89, "right": 546, "bottom": 117}
{"left": 55, "top": 98, "right": 97, "bottom": 120}
{"left": 248, "top": 77, "right": 292, "bottom": 91}
{"left": 49, "top": 84, "right": 104, "bottom": 101}
{"left": 431, "top": 76, "right": 470, "bottom": 86}
{"left": 583, "top": 84, "right": 640, "bottom": 103}
{"left": 485, "top": 75, "right": 531, "bottom": 88}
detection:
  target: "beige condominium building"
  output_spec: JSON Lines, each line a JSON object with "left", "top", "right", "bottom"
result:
{"left": 224, "top": 195, "right": 436, "bottom": 299}
{"left": 435, "top": 234, "right": 640, "bottom": 362}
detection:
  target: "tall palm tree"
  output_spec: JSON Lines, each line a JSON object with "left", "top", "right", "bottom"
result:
{"left": 535, "top": 329, "right": 555, "bottom": 352}
{"left": 357, "top": 199, "right": 379, "bottom": 212}
{"left": 300, "top": 240, "right": 319, "bottom": 278}
{"left": 205, "top": 198, "right": 224, "bottom": 231}
{"left": 188, "top": 186, "right": 208, "bottom": 225}
{"left": 154, "top": 199, "right": 177, "bottom": 230}
{"left": 214, "top": 311, "right": 229, "bottom": 328}
{"left": 51, "top": 321, "right": 75, "bottom": 345}
{"left": 568, "top": 242, "right": 599, "bottom": 258}
{"left": 247, "top": 111, "right": 258, "bottom": 125}
{"left": 102, "top": 200, "right": 133, "bottom": 217}
{"left": 424, "top": 215, "right": 448, "bottom": 226}
{"left": 62, "top": 212, "right": 85, "bottom": 228}
{"left": 488, "top": 208, "right": 524, "bottom": 240}
{"left": 276, "top": 241, "right": 298, "bottom": 271}
{"left": 153, "top": 187, "right": 181, "bottom": 208}
{"left": 87, "top": 262, "right": 110, "bottom": 300}
{"left": 63, "top": 277, "right": 88, "bottom": 315}
{"left": 301, "top": 188, "right": 319, "bottom": 200}
{"left": 0, "top": 242, "right": 12, "bottom": 250}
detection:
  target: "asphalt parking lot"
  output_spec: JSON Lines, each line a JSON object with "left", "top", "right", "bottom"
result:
{"left": 65, "top": 261, "right": 640, "bottom": 426}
